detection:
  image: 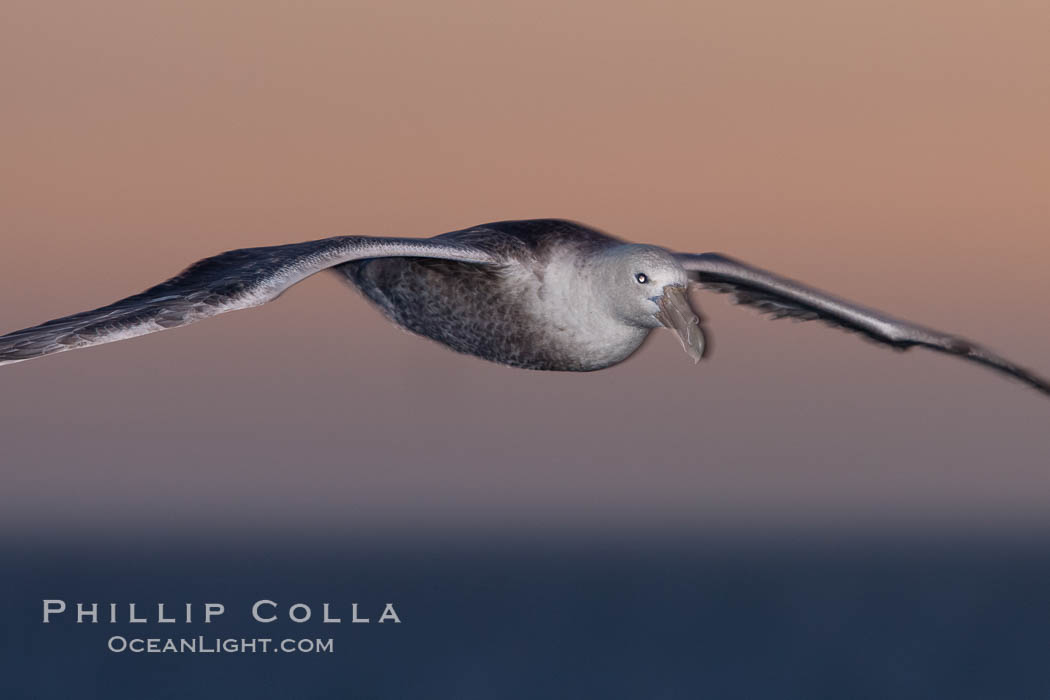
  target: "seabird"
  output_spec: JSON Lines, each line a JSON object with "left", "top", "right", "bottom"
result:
{"left": 1, "top": 218, "right": 1047, "bottom": 396}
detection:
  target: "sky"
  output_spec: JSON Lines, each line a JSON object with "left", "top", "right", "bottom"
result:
{"left": 1, "top": 0, "right": 1048, "bottom": 542}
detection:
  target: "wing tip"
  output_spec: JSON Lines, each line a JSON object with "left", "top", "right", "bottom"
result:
{"left": 920, "top": 337, "right": 1050, "bottom": 399}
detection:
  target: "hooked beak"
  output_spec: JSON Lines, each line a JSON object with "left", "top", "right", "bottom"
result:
{"left": 654, "top": 285, "right": 705, "bottom": 364}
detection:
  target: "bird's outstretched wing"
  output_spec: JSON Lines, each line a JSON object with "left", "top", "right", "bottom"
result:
{"left": 674, "top": 252, "right": 1050, "bottom": 397}
{"left": 0, "top": 236, "right": 497, "bottom": 366}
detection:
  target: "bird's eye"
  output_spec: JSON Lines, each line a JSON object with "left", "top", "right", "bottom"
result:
{"left": 635, "top": 273, "right": 648, "bottom": 284}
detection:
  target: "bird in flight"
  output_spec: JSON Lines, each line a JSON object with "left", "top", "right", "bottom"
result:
{"left": 1, "top": 219, "right": 1047, "bottom": 397}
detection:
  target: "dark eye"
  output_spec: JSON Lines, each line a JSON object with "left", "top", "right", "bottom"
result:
{"left": 635, "top": 273, "right": 648, "bottom": 284}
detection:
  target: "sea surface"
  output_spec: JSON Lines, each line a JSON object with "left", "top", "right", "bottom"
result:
{"left": 4, "top": 534, "right": 1050, "bottom": 699}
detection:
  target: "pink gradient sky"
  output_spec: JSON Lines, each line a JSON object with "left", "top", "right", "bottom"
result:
{"left": 1, "top": 0, "right": 1048, "bottom": 540}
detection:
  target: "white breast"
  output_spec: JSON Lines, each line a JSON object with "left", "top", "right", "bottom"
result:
{"left": 515, "top": 254, "right": 649, "bottom": 370}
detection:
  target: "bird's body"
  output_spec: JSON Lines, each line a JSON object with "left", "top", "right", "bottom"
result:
{"left": 1, "top": 218, "right": 1047, "bottom": 398}
{"left": 340, "top": 219, "right": 647, "bottom": 370}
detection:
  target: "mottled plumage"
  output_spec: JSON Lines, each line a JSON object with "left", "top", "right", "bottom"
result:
{"left": 338, "top": 220, "right": 628, "bottom": 370}
{"left": 1, "top": 218, "right": 1047, "bottom": 398}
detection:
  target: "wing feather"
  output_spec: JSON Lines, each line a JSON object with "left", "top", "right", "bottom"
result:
{"left": 0, "top": 236, "right": 496, "bottom": 365}
{"left": 675, "top": 252, "right": 1050, "bottom": 397}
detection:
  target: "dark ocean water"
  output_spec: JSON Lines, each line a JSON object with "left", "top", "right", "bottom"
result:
{"left": 4, "top": 534, "right": 1050, "bottom": 699}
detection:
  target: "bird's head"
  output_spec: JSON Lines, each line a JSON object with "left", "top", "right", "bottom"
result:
{"left": 597, "top": 244, "right": 705, "bottom": 363}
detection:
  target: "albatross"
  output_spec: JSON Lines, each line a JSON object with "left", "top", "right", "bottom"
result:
{"left": 1, "top": 218, "right": 1047, "bottom": 396}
